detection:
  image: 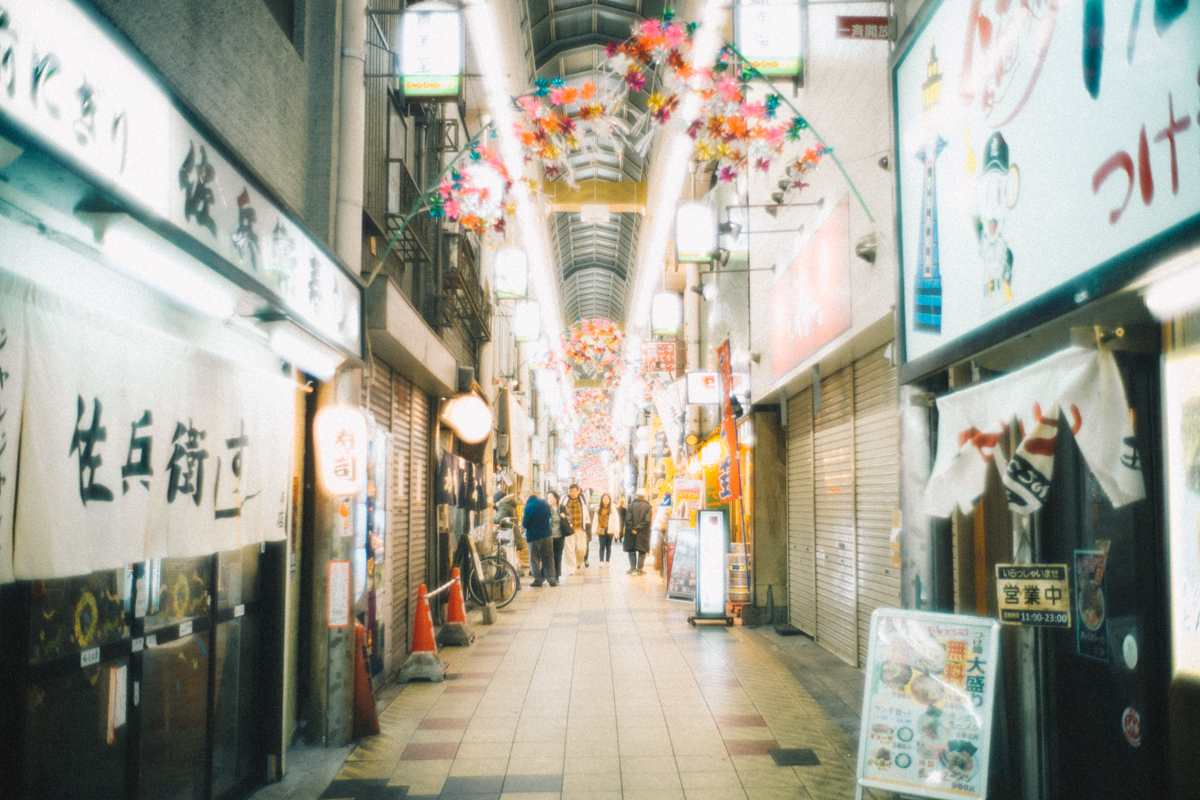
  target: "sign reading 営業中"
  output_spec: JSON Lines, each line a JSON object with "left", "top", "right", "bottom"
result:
{"left": 857, "top": 609, "right": 1001, "bottom": 800}
{"left": 0, "top": 0, "right": 362, "bottom": 356}
{"left": 995, "top": 564, "right": 1071, "bottom": 628}
{"left": 894, "top": 1, "right": 1200, "bottom": 369}
{"left": 770, "top": 198, "right": 852, "bottom": 380}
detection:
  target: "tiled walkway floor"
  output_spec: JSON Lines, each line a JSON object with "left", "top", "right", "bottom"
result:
{"left": 319, "top": 563, "right": 879, "bottom": 800}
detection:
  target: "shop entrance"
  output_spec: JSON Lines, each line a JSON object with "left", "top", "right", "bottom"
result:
{"left": 1037, "top": 352, "right": 1170, "bottom": 798}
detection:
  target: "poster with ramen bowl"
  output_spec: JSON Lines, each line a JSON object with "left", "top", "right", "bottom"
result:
{"left": 857, "top": 609, "right": 1000, "bottom": 799}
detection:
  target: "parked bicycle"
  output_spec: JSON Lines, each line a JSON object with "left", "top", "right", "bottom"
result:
{"left": 457, "top": 522, "right": 520, "bottom": 609}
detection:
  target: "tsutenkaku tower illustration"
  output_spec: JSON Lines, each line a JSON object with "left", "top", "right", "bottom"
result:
{"left": 913, "top": 43, "right": 945, "bottom": 333}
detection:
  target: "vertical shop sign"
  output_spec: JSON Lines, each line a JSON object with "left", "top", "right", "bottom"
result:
{"left": 1164, "top": 345, "right": 1200, "bottom": 679}
{"left": 717, "top": 340, "right": 746, "bottom": 546}
{"left": 836, "top": 16, "right": 890, "bottom": 40}
{"left": 857, "top": 609, "right": 1001, "bottom": 799}
{"left": 1075, "top": 545, "right": 1111, "bottom": 661}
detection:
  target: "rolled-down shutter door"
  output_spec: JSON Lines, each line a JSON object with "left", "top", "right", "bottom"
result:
{"left": 854, "top": 346, "right": 901, "bottom": 667}
{"left": 390, "top": 373, "right": 412, "bottom": 664}
{"left": 366, "top": 360, "right": 397, "bottom": 676}
{"left": 787, "top": 388, "right": 816, "bottom": 635}
{"left": 408, "top": 388, "right": 430, "bottom": 645}
{"left": 814, "top": 366, "right": 857, "bottom": 666}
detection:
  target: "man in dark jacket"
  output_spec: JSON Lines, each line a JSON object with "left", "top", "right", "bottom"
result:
{"left": 521, "top": 493, "right": 557, "bottom": 587}
{"left": 624, "top": 489, "right": 653, "bottom": 575}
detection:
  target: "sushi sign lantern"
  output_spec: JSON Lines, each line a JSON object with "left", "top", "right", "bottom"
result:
{"left": 494, "top": 246, "right": 529, "bottom": 299}
{"left": 400, "top": 1, "right": 462, "bottom": 100}
{"left": 314, "top": 405, "right": 368, "bottom": 496}
{"left": 734, "top": 0, "right": 805, "bottom": 78}
{"left": 676, "top": 203, "right": 717, "bottom": 264}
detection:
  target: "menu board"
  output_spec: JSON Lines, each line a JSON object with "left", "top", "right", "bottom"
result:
{"left": 857, "top": 609, "right": 1001, "bottom": 799}
{"left": 667, "top": 526, "right": 698, "bottom": 601}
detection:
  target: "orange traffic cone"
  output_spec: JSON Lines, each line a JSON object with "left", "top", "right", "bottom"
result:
{"left": 397, "top": 584, "right": 449, "bottom": 682}
{"left": 352, "top": 622, "right": 380, "bottom": 737}
{"left": 437, "top": 567, "right": 476, "bottom": 647}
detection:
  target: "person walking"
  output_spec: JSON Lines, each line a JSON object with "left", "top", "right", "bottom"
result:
{"left": 593, "top": 493, "right": 620, "bottom": 564}
{"left": 521, "top": 492, "right": 557, "bottom": 587}
{"left": 624, "top": 489, "right": 652, "bottom": 575}
{"left": 561, "top": 483, "right": 592, "bottom": 572}
{"left": 546, "top": 490, "right": 567, "bottom": 578}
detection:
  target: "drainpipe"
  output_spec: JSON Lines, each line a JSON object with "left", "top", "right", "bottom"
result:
{"left": 334, "top": 0, "right": 367, "bottom": 272}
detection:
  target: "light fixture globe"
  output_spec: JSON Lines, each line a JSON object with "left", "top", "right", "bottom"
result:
{"left": 442, "top": 394, "right": 493, "bottom": 444}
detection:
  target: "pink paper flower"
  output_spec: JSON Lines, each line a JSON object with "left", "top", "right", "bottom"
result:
{"left": 624, "top": 68, "right": 646, "bottom": 93}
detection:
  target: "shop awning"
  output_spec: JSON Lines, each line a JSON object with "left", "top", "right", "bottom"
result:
{"left": 924, "top": 347, "right": 1145, "bottom": 517}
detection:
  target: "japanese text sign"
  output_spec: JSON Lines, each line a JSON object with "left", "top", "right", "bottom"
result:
{"left": 995, "top": 564, "right": 1071, "bottom": 627}
{"left": 894, "top": 1, "right": 1200, "bottom": 371}
{"left": 315, "top": 406, "right": 368, "bottom": 497}
{"left": 837, "top": 16, "right": 890, "bottom": 40}
{"left": 9, "top": 277, "right": 295, "bottom": 580}
{"left": 0, "top": 0, "right": 362, "bottom": 356}
{"left": 770, "top": 198, "right": 852, "bottom": 380}
{"left": 858, "top": 609, "right": 1001, "bottom": 799}
{"left": 734, "top": 0, "right": 804, "bottom": 77}
{"left": 645, "top": 342, "right": 677, "bottom": 374}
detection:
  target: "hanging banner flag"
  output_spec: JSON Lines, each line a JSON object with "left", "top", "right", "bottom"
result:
{"left": 717, "top": 339, "right": 746, "bottom": 546}
{"left": 11, "top": 283, "right": 294, "bottom": 581}
{"left": 0, "top": 279, "right": 28, "bottom": 584}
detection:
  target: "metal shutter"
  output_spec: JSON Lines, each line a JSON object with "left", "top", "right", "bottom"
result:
{"left": 853, "top": 346, "right": 901, "bottom": 667}
{"left": 787, "top": 388, "right": 816, "bottom": 635}
{"left": 366, "top": 360, "right": 396, "bottom": 677}
{"left": 814, "top": 365, "right": 857, "bottom": 666}
{"left": 408, "top": 388, "right": 430, "bottom": 647}
{"left": 390, "top": 373, "right": 412, "bottom": 666}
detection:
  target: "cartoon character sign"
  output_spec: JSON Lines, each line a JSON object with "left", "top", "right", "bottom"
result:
{"left": 972, "top": 132, "right": 1020, "bottom": 307}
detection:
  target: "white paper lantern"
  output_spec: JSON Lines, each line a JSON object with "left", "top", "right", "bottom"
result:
{"left": 651, "top": 292, "right": 683, "bottom": 335}
{"left": 494, "top": 246, "right": 528, "bottom": 299}
{"left": 314, "top": 405, "right": 368, "bottom": 496}
{"left": 442, "top": 394, "right": 493, "bottom": 444}
{"left": 676, "top": 202, "right": 717, "bottom": 263}
{"left": 513, "top": 300, "right": 541, "bottom": 342}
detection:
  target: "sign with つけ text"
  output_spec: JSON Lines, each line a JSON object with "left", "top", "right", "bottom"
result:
{"left": 995, "top": 564, "right": 1071, "bottom": 627}
{"left": 894, "top": 1, "right": 1200, "bottom": 371}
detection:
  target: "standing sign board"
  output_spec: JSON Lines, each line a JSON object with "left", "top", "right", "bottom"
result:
{"left": 1164, "top": 346, "right": 1200, "bottom": 680}
{"left": 893, "top": 1, "right": 1200, "bottom": 379}
{"left": 693, "top": 510, "right": 729, "bottom": 621}
{"left": 857, "top": 609, "right": 1001, "bottom": 799}
{"left": 666, "top": 521, "right": 697, "bottom": 601}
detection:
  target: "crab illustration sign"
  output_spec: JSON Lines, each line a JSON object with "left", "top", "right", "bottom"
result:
{"left": 894, "top": 0, "right": 1200, "bottom": 373}
{"left": 769, "top": 197, "right": 852, "bottom": 380}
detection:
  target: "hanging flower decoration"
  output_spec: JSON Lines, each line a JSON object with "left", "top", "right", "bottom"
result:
{"left": 428, "top": 144, "right": 512, "bottom": 233}
{"left": 562, "top": 318, "right": 627, "bottom": 385}
{"left": 574, "top": 388, "right": 611, "bottom": 417}
{"left": 513, "top": 75, "right": 628, "bottom": 187}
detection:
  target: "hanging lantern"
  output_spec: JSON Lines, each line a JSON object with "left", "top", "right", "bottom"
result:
{"left": 734, "top": 0, "right": 805, "bottom": 78}
{"left": 513, "top": 300, "right": 541, "bottom": 342}
{"left": 494, "top": 246, "right": 529, "bottom": 299}
{"left": 651, "top": 292, "right": 683, "bottom": 336}
{"left": 314, "top": 405, "right": 368, "bottom": 496}
{"left": 442, "top": 394, "right": 492, "bottom": 444}
{"left": 676, "top": 202, "right": 717, "bottom": 263}
{"left": 400, "top": 1, "right": 463, "bottom": 101}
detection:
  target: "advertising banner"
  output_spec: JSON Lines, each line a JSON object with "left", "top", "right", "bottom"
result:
{"left": 673, "top": 478, "right": 705, "bottom": 524}
{"left": 857, "top": 609, "right": 1001, "bottom": 799}
{"left": 1075, "top": 546, "right": 1111, "bottom": 662}
{"left": 667, "top": 524, "right": 698, "bottom": 601}
{"left": 13, "top": 284, "right": 295, "bottom": 580}
{"left": 770, "top": 198, "right": 852, "bottom": 380}
{"left": 1164, "top": 346, "right": 1200, "bottom": 679}
{"left": 717, "top": 340, "right": 746, "bottom": 547}
{"left": 894, "top": 1, "right": 1200, "bottom": 372}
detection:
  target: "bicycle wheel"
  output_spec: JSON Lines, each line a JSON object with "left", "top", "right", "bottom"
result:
{"left": 477, "top": 557, "right": 519, "bottom": 608}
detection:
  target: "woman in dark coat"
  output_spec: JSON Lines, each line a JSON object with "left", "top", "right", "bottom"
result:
{"left": 623, "top": 489, "right": 653, "bottom": 575}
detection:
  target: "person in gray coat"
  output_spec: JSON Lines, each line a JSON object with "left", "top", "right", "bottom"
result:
{"left": 624, "top": 489, "right": 653, "bottom": 575}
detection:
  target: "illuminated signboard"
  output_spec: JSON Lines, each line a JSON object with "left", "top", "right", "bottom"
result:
{"left": 696, "top": 510, "right": 728, "bottom": 617}
{"left": 401, "top": 1, "right": 463, "bottom": 99}
{"left": 734, "top": 0, "right": 804, "bottom": 77}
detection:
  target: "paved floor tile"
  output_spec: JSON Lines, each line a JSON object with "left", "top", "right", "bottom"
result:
{"left": 295, "top": 566, "right": 877, "bottom": 800}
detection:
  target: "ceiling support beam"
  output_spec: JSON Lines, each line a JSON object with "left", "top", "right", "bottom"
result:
{"left": 542, "top": 181, "right": 648, "bottom": 214}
